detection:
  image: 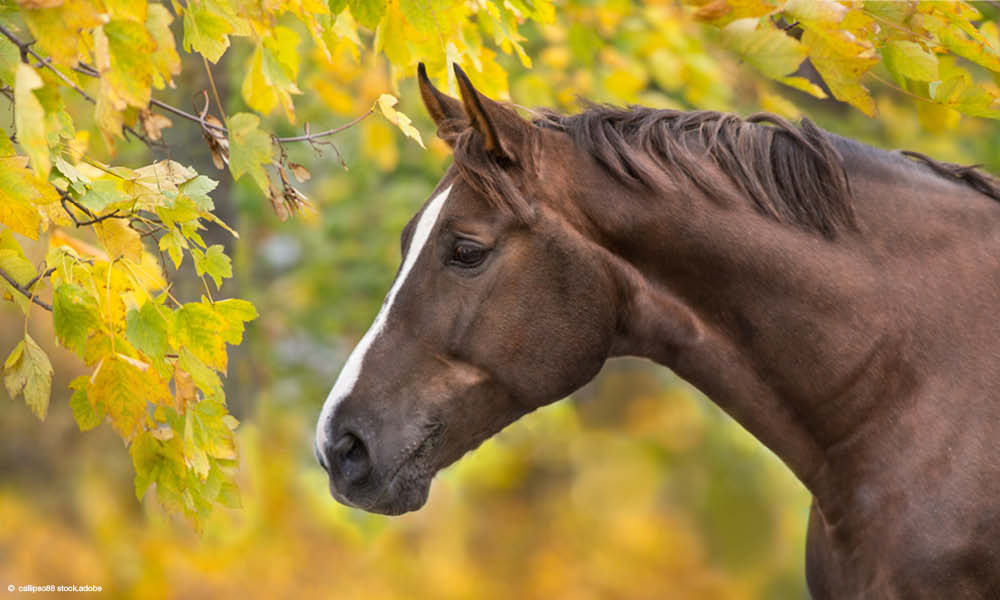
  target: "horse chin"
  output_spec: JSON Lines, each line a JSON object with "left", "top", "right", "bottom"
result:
{"left": 366, "top": 466, "right": 433, "bottom": 515}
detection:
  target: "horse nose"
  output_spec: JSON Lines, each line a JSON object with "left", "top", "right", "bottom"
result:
{"left": 322, "top": 430, "right": 374, "bottom": 488}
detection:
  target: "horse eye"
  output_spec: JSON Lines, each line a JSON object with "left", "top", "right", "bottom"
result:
{"left": 450, "top": 241, "right": 489, "bottom": 268}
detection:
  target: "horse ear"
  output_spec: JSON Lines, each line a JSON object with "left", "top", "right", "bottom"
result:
{"left": 453, "top": 63, "right": 528, "bottom": 161}
{"left": 417, "top": 63, "right": 463, "bottom": 129}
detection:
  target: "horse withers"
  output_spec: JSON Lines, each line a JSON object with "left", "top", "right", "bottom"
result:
{"left": 315, "top": 63, "right": 1000, "bottom": 597}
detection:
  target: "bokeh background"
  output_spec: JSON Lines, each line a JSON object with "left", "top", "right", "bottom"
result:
{"left": 3, "top": 2, "right": 1000, "bottom": 598}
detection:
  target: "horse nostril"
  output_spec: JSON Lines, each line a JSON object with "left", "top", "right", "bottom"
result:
{"left": 334, "top": 432, "right": 372, "bottom": 484}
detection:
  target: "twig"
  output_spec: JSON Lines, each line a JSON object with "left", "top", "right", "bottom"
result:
{"left": 60, "top": 193, "right": 130, "bottom": 227}
{"left": 0, "top": 266, "right": 52, "bottom": 311}
{"left": 274, "top": 107, "right": 375, "bottom": 143}
{"left": 1, "top": 25, "right": 372, "bottom": 165}
{"left": 24, "top": 267, "right": 55, "bottom": 292}
{"left": 151, "top": 97, "right": 228, "bottom": 134}
{"left": 0, "top": 25, "right": 163, "bottom": 148}
{"left": 202, "top": 56, "right": 227, "bottom": 123}
{"left": 0, "top": 24, "right": 95, "bottom": 103}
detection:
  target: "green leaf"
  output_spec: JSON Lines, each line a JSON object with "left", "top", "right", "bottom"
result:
{"left": 69, "top": 375, "right": 104, "bottom": 431}
{"left": 182, "top": 1, "right": 233, "bottom": 63}
{"left": 53, "top": 284, "right": 100, "bottom": 355}
{"left": 922, "top": 12, "right": 1000, "bottom": 73}
{"left": 178, "top": 347, "right": 223, "bottom": 399}
{"left": 226, "top": 113, "right": 272, "bottom": 192}
{"left": 158, "top": 228, "right": 187, "bottom": 269}
{"left": 721, "top": 18, "right": 807, "bottom": 80}
{"left": 348, "top": 0, "right": 386, "bottom": 29}
{"left": 126, "top": 301, "right": 170, "bottom": 360}
{"left": 172, "top": 302, "right": 228, "bottom": 371}
{"left": 0, "top": 36, "right": 19, "bottom": 86}
{"left": 79, "top": 179, "right": 124, "bottom": 213}
{"left": 213, "top": 298, "right": 258, "bottom": 345}
{"left": 3, "top": 334, "right": 53, "bottom": 421}
{"left": 883, "top": 41, "right": 938, "bottom": 84}
{"left": 14, "top": 63, "right": 50, "bottom": 179}
{"left": 178, "top": 175, "right": 218, "bottom": 210}
{"left": 192, "top": 244, "right": 233, "bottom": 289}
{"left": 329, "top": 0, "right": 348, "bottom": 15}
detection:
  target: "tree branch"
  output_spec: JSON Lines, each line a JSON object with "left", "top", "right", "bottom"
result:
{"left": 274, "top": 107, "right": 375, "bottom": 143}
{"left": 0, "top": 25, "right": 164, "bottom": 149}
{"left": 0, "top": 266, "right": 52, "bottom": 311}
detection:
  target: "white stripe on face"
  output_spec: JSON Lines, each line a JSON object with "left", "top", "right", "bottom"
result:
{"left": 316, "top": 185, "right": 453, "bottom": 451}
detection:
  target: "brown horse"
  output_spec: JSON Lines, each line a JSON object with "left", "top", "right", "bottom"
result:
{"left": 315, "top": 63, "right": 1000, "bottom": 597}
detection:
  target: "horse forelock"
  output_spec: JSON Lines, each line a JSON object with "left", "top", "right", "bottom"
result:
{"left": 439, "top": 116, "right": 538, "bottom": 224}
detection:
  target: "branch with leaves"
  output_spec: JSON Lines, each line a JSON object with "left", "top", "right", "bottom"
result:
{"left": 695, "top": 0, "right": 1000, "bottom": 119}
{"left": 0, "top": 0, "right": 549, "bottom": 529}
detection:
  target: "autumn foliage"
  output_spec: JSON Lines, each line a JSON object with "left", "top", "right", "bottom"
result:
{"left": 2, "top": 0, "right": 1000, "bottom": 537}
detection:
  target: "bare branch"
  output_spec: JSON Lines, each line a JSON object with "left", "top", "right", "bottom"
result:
{"left": 0, "top": 266, "right": 52, "bottom": 311}
{"left": 274, "top": 107, "right": 375, "bottom": 143}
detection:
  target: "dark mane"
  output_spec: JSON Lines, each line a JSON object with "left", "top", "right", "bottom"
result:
{"left": 444, "top": 104, "right": 1000, "bottom": 239}
{"left": 536, "top": 107, "right": 857, "bottom": 238}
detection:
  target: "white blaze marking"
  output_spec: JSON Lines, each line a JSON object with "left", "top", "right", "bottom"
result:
{"left": 316, "top": 185, "right": 453, "bottom": 451}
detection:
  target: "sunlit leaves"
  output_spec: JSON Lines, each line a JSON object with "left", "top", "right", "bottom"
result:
{"left": 803, "top": 28, "right": 878, "bottom": 117}
{"left": 721, "top": 18, "right": 807, "bottom": 80}
{"left": 883, "top": 40, "right": 938, "bottom": 85}
{"left": 695, "top": 0, "right": 1000, "bottom": 120}
{"left": 172, "top": 301, "right": 229, "bottom": 372}
{"left": 242, "top": 27, "right": 302, "bottom": 121}
{"left": 94, "top": 218, "right": 144, "bottom": 262}
{"left": 226, "top": 113, "right": 272, "bottom": 192}
{"left": 0, "top": 156, "right": 60, "bottom": 240}
{"left": 90, "top": 353, "right": 167, "bottom": 440}
{"left": 3, "top": 334, "right": 53, "bottom": 421}
{"left": 97, "top": 20, "right": 157, "bottom": 109}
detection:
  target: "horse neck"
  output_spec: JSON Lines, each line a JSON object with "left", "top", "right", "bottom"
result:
{"left": 569, "top": 162, "right": 1000, "bottom": 505}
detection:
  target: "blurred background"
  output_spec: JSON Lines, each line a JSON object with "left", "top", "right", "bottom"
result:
{"left": 2, "top": 2, "right": 1000, "bottom": 598}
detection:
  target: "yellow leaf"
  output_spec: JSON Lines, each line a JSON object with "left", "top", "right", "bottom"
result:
{"left": 3, "top": 334, "right": 52, "bottom": 420}
{"left": 375, "top": 93, "right": 425, "bottom": 148}
{"left": 802, "top": 29, "right": 878, "bottom": 117}
{"left": 721, "top": 18, "right": 807, "bottom": 80}
{"left": 21, "top": 0, "right": 104, "bottom": 67}
{"left": 0, "top": 155, "right": 59, "bottom": 239}
{"left": 95, "top": 218, "right": 144, "bottom": 262}
{"left": 146, "top": 3, "right": 182, "bottom": 89}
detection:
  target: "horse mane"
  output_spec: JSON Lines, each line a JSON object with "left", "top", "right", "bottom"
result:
{"left": 536, "top": 106, "right": 857, "bottom": 238}
{"left": 443, "top": 104, "right": 1000, "bottom": 239}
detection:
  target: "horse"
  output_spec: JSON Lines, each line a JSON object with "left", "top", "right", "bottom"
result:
{"left": 315, "top": 63, "right": 1000, "bottom": 597}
